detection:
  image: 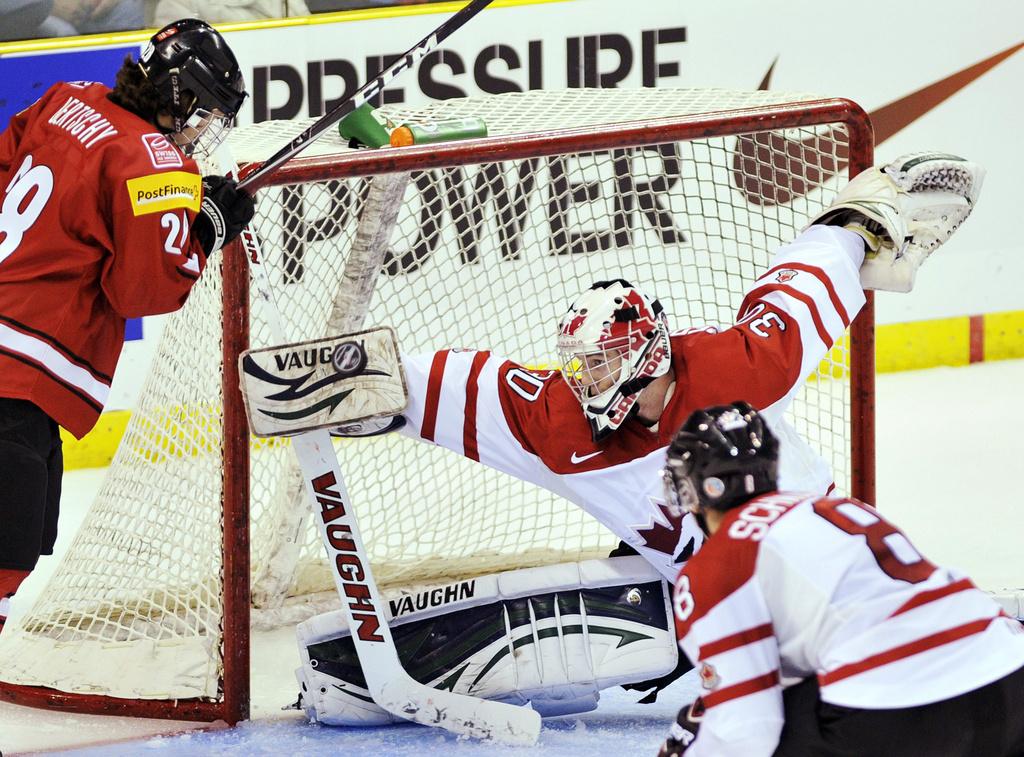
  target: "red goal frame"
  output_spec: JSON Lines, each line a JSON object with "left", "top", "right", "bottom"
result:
{"left": 0, "top": 98, "right": 874, "bottom": 725}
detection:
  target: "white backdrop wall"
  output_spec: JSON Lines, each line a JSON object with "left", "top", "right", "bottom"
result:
{"left": 5, "top": 0, "right": 1020, "bottom": 410}
{"left": 222, "top": 0, "right": 1024, "bottom": 327}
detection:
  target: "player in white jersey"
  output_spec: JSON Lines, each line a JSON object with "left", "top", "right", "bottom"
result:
{"left": 296, "top": 153, "right": 987, "bottom": 727}
{"left": 658, "top": 403, "right": 1024, "bottom": 757}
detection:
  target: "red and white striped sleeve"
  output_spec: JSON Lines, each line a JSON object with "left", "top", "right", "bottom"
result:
{"left": 398, "top": 349, "right": 556, "bottom": 488}
{"left": 739, "top": 224, "right": 866, "bottom": 419}
{"left": 673, "top": 540, "right": 785, "bottom": 756}
{"left": 674, "top": 226, "right": 865, "bottom": 427}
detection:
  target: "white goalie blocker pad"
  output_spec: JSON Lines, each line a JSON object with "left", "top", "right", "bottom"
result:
{"left": 239, "top": 326, "right": 407, "bottom": 437}
{"left": 295, "top": 556, "right": 678, "bottom": 726}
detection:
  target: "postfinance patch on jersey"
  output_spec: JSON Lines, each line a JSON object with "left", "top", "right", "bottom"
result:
{"left": 126, "top": 171, "right": 202, "bottom": 215}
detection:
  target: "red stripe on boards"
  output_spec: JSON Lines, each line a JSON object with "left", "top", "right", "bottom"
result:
{"left": 421, "top": 351, "right": 449, "bottom": 442}
{"left": 969, "top": 315, "right": 985, "bottom": 363}
{"left": 462, "top": 351, "right": 491, "bottom": 461}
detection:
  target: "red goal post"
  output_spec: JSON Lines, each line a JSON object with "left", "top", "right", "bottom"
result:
{"left": 0, "top": 89, "right": 874, "bottom": 725}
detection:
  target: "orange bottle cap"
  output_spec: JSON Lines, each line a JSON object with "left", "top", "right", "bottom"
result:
{"left": 390, "top": 126, "right": 414, "bottom": 147}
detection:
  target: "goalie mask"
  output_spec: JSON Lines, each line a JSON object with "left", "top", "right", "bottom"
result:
{"left": 663, "top": 402, "right": 779, "bottom": 523}
{"left": 140, "top": 19, "right": 247, "bottom": 156}
{"left": 557, "top": 280, "right": 671, "bottom": 442}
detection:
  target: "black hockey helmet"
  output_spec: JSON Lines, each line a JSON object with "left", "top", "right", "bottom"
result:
{"left": 663, "top": 402, "right": 779, "bottom": 516}
{"left": 139, "top": 19, "right": 247, "bottom": 155}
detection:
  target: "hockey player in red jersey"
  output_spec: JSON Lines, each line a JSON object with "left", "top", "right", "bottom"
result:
{"left": 0, "top": 19, "right": 255, "bottom": 631}
{"left": 658, "top": 403, "right": 1024, "bottom": 757}
{"left": 297, "top": 154, "right": 988, "bottom": 726}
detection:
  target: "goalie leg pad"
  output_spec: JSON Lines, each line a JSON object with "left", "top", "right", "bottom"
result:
{"left": 806, "top": 152, "right": 985, "bottom": 292}
{"left": 295, "top": 662, "right": 401, "bottom": 726}
{"left": 295, "top": 556, "right": 678, "bottom": 726}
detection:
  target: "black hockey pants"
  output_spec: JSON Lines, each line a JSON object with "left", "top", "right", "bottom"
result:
{"left": 774, "top": 662, "right": 1024, "bottom": 756}
{"left": 0, "top": 398, "right": 63, "bottom": 571}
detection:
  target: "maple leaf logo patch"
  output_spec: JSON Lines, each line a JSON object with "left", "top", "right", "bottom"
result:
{"left": 700, "top": 662, "right": 720, "bottom": 690}
{"left": 633, "top": 499, "right": 702, "bottom": 564}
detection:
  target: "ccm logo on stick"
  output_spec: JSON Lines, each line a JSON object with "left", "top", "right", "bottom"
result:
{"left": 312, "top": 471, "right": 385, "bottom": 642}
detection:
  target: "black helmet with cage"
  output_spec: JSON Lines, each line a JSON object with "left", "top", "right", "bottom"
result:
{"left": 138, "top": 18, "right": 247, "bottom": 156}
{"left": 663, "top": 402, "right": 780, "bottom": 523}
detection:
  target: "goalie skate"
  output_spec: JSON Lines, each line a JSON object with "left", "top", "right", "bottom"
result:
{"left": 808, "top": 152, "right": 985, "bottom": 292}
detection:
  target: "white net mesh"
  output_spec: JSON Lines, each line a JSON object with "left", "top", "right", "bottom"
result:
{"left": 0, "top": 89, "right": 865, "bottom": 703}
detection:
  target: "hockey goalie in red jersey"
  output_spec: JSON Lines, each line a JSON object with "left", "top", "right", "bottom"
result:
{"left": 298, "top": 153, "right": 986, "bottom": 727}
{"left": 392, "top": 152, "right": 985, "bottom": 582}
{"left": 658, "top": 403, "right": 1024, "bottom": 757}
{"left": 0, "top": 20, "right": 255, "bottom": 632}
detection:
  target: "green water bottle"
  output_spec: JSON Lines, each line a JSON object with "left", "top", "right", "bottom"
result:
{"left": 389, "top": 117, "right": 488, "bottom": 147}
{"left": 337, "top": 103, "right": 391, "bottom": 149}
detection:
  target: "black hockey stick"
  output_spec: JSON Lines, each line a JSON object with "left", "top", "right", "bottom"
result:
{"left": 238, "top": 0, "right": 494, "bottom": 193}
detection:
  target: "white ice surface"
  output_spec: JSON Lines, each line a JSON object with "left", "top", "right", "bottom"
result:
{"left": 2, "top": 359, "right": 1022, "bottom": 756}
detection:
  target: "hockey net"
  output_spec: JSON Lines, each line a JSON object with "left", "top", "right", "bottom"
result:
{"left": 0, "top": 89, "right": 874, "bottom": 722}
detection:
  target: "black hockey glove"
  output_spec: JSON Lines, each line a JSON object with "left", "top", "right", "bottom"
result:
{"left": 656, "top": 697, "right": 704, "bottom": 757}
{"left": 193, "top": 175, "right": 255, "bottom": 255}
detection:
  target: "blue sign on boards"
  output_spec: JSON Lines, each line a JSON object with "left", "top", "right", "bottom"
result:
{"left": 124, "top": 318, "right": 143, "bottom": 341}
{"left": 0, "top": 45, "right": 138, "bottom": 127}
{"left": 1, "top": 44, "right": 147, "bottom": 341}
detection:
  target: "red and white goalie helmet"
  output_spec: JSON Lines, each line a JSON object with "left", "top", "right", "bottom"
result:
{"left": 556, "top": 279, "right": 672, "bottom": 442}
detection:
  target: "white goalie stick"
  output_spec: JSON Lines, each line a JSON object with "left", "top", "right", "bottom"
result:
{"left": 221, "top": 1, "right": 540, "bottom": 744}
{"left": 231, "top": 176, "right": 540, "bottom": 745}
{"left": 249, "top": 175, "right": 408, "bottom": 615}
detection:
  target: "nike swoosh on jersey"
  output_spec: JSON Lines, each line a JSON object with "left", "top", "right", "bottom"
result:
{"left": 733, "top": 40, "right": 1024, "bottom": 206}
{"left": 570, "top": 450, "right": 603, "bottom": 464}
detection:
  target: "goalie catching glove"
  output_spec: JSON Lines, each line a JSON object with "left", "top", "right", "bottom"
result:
{"left": 193, "top": 175, "right": 256, "bottom": 254}
{"left": 807, "top": 152, "right": 984, "bottom": 292}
